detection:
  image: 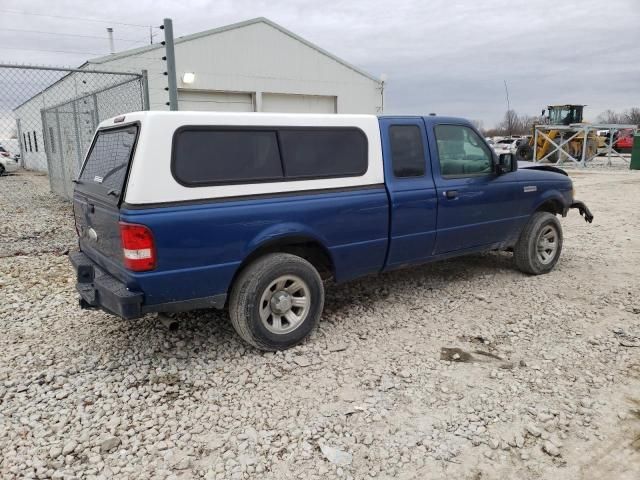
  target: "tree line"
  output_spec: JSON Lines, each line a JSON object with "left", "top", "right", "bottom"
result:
{"left": 596, "top": 108, "right": 640, "bottom": 125}
{"left": 479, "top": 107, "right": 640, "bottom": 137}
{"left": 476, "top": 110, "right": 538, "bottom": 137}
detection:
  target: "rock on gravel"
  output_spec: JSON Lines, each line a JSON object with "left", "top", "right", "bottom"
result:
{"left": 293, "top": 355, "right": 312, "bottom": 367}
{"left": 543, "top": 441, "right": 561, "bottom": 457}
{"left": 62, "top": 439, "right": 78, "bottom": 455}
{"left": 320, "top": 444, "right": 353, "bottom": 466}
{"left": 526, "top": 424, "right": 542, "bottom": 437}
{"left": 100, "top": 436, "right": 121, "bottom": 453}
{"left": 49, "top": 446, "right": 62, "bottom": 459}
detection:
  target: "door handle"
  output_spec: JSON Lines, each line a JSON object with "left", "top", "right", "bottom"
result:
{"left": 444, "top": 190, "right": 458, "bottom": 199}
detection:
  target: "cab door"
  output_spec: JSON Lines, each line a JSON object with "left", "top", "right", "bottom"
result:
{"left": 428, "top": 122, "right": 523, "bottom": 254}
{"left": 380, "top": 117, "right": 438, "bottom": 269}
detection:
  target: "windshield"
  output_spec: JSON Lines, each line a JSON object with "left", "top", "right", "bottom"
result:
{"left": 77, "top": 125, "right": 138, "bottom": 200}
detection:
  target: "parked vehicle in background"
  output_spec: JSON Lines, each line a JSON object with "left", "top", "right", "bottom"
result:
{"left": 0, "top": 144, "right": 19, "bottom": 175}
{"left": 492, "top": 141, "right": 512, "bottom": 156}
{"left": 492, "top": 137, "right": 520, "bottom": 155}
{"left": 70, "top": 111, "right": 593, "bottom": 350}
{"left": 516, "top": 105, "right": 599, "bottom": 163}
{"left": 0, "top": 139, "right": 19, "bottom": 157}
{"left": 614, "top": 129, "right": 635, "bottom": 153}
{"left": 595, "top": 129, "right": 635, "bottom": 154}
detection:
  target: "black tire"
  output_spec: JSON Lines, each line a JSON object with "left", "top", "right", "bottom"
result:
{"left": 514, "top": 212, "right": 563, "bottom": 275}
{"left": 229, "top": 253, "right": 324, "bottom": 350}
{"left": 0, "top": 164, "right": 5, "bottom": 176}
{"left": 546, "top": 150, "right": 559, "bottom": 163}
{"left": 515, "top": 144, "right": 533, "bottom": 161}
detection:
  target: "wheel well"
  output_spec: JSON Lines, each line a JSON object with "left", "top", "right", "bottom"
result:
{"left": 536, "top": 199, "right": 563, "bottom": 215}
{"left": 227, "top": 238, "right": 334, "bottom": 301}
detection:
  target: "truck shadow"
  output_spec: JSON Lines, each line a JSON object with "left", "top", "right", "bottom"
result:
{"left": 324, "top": 250, "right": 515, "bottom": 311}
{"left": 131, "top": 250, "right": 516, "bottom": 354}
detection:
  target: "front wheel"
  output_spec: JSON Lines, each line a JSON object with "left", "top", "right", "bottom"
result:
{"left": 514, "top": 212, "right": 563, "bottom": 275}
{"left": 229, "top": 253, "right": 324, "bottom": 350}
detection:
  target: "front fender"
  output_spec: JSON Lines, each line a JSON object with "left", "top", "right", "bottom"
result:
{"left": 532, "top": 189, "right": 570, "bottom": 214}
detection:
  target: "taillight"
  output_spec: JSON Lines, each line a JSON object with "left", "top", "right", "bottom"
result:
{"left": 119, "top": 222, "right": 156, "bottom": 271}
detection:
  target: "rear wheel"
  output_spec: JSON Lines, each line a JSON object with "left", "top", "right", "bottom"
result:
{"left": 0, "top": 164, "right": 5, "bottom": 176}
{"left": 514, "top": 212, "right": 563, "bottom": 275}
{"left": 229, "top": 253, "right": 324, "bottom": 350}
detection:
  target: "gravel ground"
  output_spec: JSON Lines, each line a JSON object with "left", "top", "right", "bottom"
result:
{"left": 1, "top": 169, "right": 639, "bottom": 480}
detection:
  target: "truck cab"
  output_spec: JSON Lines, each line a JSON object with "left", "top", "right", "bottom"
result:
{"left": 70, "top": 112, "right": 592, "bottom": 350}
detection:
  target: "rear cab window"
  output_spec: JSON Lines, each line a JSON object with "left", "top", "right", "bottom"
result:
{"left": 76, "top": 125, "right": 138, "bottom": 201}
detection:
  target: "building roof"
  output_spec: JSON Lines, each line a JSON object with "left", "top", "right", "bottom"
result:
{"left": 88, "top": 17, "right": 380, "bottom": 83}
{"left": 13, "top": 17, "right": 380, "bottom": 112}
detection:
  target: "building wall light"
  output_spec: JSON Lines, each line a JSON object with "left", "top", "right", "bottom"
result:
{"left": 182, "top": 72, "right": 195, "bottom": 84}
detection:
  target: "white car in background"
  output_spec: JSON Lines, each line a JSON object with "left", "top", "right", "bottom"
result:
{"left": 0, "top": 144, "right": 20, "bottom": 176}
{"left": 492, "top": 137, "right": 520, "bottom": 155}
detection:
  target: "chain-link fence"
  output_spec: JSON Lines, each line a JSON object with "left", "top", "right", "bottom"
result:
{"left": 0, "top": 64, "right": 148, "bottom": 198}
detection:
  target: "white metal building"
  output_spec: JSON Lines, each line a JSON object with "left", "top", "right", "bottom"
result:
{"left": 16, "top": 17, "right": 383, "bottom": 172}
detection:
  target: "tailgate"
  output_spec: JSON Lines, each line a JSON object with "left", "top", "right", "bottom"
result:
{"left": 73, "top": 124, "right": 139, "bottom": 277}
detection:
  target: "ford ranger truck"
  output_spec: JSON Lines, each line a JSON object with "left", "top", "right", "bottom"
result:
{"left": 70, "top": 112, "right": 593, "bottom": 350}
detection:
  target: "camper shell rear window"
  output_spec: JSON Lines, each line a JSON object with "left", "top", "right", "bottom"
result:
{"left": 171, "top": 126, "right": 368, "bottom": 187}
{"left": 77, "top": 125, "right": 139, "bottom": 201}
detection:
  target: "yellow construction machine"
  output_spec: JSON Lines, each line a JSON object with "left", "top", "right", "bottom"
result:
{"left": 515, "top": 105, "right": 602, "bottom": 163}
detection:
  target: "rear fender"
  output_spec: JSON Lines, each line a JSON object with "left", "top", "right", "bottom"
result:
{"left": 229, "top": 223, "right": 335, "bottom": 295}
{"left": 245, "top": 222, "right": 331, "bottom": 258}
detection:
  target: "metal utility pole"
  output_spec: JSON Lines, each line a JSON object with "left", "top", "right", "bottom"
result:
{"left": 379, "top": 73, "right": 387, "bottom": 114}
{"left": 162, "top": 18, "right": 178, "bottom": 111}
{"left": 141, "top": 69, "right": 151, "bottom": 110}
{"left": 503, "top": 79, "right": 511, "bottom": 136}
{"left": 106, "top": 27, "right": 115, "bottom": 54}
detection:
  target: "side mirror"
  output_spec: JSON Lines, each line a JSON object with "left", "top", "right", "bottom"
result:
{"left": 495, "top": 153, "right": 517, "bottom": 174}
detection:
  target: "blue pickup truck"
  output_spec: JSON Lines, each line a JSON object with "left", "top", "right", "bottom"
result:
{"left": 70, "top": 112, "right": 592, "bottom": 350}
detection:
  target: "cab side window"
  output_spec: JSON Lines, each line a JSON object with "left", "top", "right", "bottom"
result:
{"left": 389, "top": 125, "right": 425, "bottom": 177}
{"left": 435, "top": 125, "right": 493, "bottom": 177}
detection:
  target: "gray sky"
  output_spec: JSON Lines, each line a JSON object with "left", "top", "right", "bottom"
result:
{"left": 1, "top": 0, "right": 639, "bottom": 126}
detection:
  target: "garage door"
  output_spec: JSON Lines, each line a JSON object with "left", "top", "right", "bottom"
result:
{"left": 178, "top": 90, "right": 253, "bottom": 112}
{"left": 262, "top": 93, "right": 336, "bottom": 113}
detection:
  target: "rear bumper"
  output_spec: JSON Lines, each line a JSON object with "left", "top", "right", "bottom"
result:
{"left": 70, "top": 251, "right": 144, "bottom": 319}
{"left": 70, "top": 251, "right": 227, "bottom": 320}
